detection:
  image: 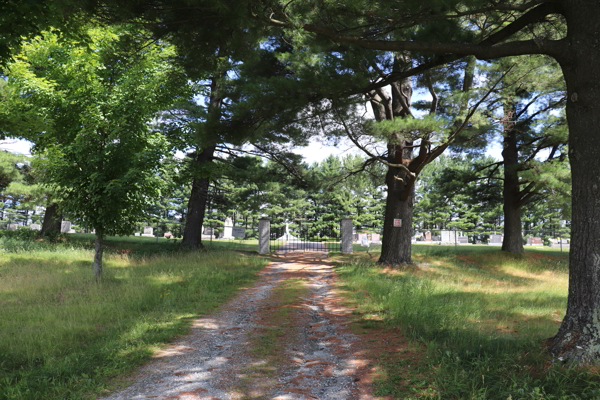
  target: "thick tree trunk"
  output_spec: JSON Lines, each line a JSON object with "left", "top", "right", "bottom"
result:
{"left": 379, "top": 169, "right": 413, "bottom": 265}
{"left": 501, "top": 125, "right": 524, "bottom": 254}
{"left": 181, "top": 145, "right": 216, "bottom": 247}
{"left": 94, "top": 231, "right": 104, "bottom": 280}
{"left": 40, "top": 202, "right": 62, "bottom": 237}
{"left": 548, "top": 1, "right": 600, "bottom": 362}
{"left": 181, "top": 74, "right": 223, "bottom": 248}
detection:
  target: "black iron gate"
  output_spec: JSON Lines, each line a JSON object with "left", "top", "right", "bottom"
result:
{"left": 269, "top": 219, "right": 341, "bottom": 253}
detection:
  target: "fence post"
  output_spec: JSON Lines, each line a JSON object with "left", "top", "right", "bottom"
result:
{"left": 341, "top": 217, "right": 353, "bottom": 254}
{"left": 259, "top": 218, "right": 270, "bottom": 254}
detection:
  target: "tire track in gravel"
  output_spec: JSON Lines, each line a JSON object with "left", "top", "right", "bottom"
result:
{"left": 98, "top": 252, "right": 372, "bottom": 400}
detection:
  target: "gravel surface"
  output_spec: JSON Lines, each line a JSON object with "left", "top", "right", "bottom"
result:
{"left": 98, "top": 252, "right": 367, "bottom": 400}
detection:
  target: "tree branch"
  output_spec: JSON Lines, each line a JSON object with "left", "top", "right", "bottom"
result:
{"left": 303, "top": 2, "right": 567, "bottom": 64}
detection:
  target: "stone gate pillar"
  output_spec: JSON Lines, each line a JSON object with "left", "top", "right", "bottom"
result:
{"left": 341, "top": 217, "right": 353, "bottom": 254}
{"left": 258, "top": 218, "right": 270, "bottom": 254}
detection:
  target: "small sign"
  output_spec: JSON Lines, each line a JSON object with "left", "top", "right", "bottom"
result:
{"left": 393, "top": 219, "right": 402, "bottom": 227}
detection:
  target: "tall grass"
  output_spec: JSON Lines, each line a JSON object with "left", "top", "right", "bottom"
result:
{"left": 336, "top": 247, "right": 600, "bottom": 399}
{"left": 0, "top": 247, "right": 267, "bottom": 400}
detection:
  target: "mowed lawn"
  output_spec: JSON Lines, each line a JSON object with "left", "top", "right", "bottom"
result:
{"left": 0, "top": 236, "right": 267, "bottom": 400}
{"left": 335, "top": 245, "right": 600, "bottom": 399}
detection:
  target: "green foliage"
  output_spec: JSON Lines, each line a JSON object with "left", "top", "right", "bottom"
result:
{"left": 3, "top": 26, "right": 186, "bottom": 237}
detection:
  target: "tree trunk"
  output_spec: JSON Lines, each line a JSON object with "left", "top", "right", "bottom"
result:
{"left": 181, "top": 145, "right": 216, "bottom": 247}
{"left": 40, "top": 202, "right": 62, "bottom": 237}
{"left": 501, "top": 118, "right": 524, "bottom": 254}
{"left": 379, "top": 165, "right": 413, "bottom": 265}
{"left": 548, "top": 1, "right": 600, "bottom": 362}
{"left": 181, "top": 74, "right": 222, "bottom": 248}
{"left": 94, "top": 231, "right": 104, "bottom": 280}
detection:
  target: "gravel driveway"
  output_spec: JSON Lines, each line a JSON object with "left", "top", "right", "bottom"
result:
{"left": 98, "top": 252, "right": 376, "bottom": 400}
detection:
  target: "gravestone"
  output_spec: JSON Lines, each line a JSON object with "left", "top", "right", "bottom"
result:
{"left": 441, "top": 230, "right": 453, "bottom": 244}
{"left": 8, "top": 224, "right": 18, "bottom": 230}
{"left": 223, "top": 217, "right": 233, "bottom": 239}
{"left": 30, "top": 224, "right": 41, "bottom": 231}
{"left": 432, "top": 235, "right": 441, "bottom": 242}
{"left": 489, "top": 234, "right": 503, "bottom": 245}
{"left": 135, "top": 232, "right": 141, "bottom": 236}
{"left": 164, "top": 232, "right": 173, "bottom": 239}
{"left": 203, "top": 227, "right": 213, "bottom": 236}
{"left": 142, "top": 226, "right": 154, "bottom": 237}
{"left": 353, "top": 233, "right": 359, "bottom": 242}
{"left": 360, "top": 234, "right": 370, "bottom": 247}
{"left": 551, "top": 239, "right": 570, "bottom": 248}
{"left": 527, "top": 237, "right": 543, "bottom": 246}
{"left": 232, "top": 226, "right": 245, "bottom": 238}
{"left": 371, "top": 233, "right": 381, "bottom": 244}
{"left": 424, "top": 231, "right": 432, "bottom": 241}
{"left": 60, "top": 221, "right": 72, "bottom": 233}
{"left": 457, "top": 236, "right": 469, "bottom": 244}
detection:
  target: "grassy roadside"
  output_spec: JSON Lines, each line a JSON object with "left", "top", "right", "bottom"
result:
{"left": 0, "top": 246, "right": 267, "bottom": 400}
{"left": 333, "top": 246, "right": 600, "bottom": 399}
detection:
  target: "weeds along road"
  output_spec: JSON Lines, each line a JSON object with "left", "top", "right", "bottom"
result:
{"left": 99, "top": 252, "right": 378, "bottom": 400}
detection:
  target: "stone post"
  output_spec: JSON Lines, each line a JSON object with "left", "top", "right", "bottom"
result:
{"left": 258, "top": 218, "right": 270, "bottom": 254}
{"left": 341, "top": 217, "right": 353, "bottom": 254}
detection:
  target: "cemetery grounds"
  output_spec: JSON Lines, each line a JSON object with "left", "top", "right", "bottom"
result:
{"left": 1, "top": 233, "right": 600, "bottom": 399}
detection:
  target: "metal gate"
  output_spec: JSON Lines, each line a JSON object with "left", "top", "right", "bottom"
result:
{"left": 269, "top": 219, "right": 341, "bottom": 253}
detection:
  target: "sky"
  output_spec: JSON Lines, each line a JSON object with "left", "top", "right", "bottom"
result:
{"left": 0, "top": 135, "right": 503, "bottom": 164}
{"left": 0, "top": 87, "right": 504, "bottom": 162}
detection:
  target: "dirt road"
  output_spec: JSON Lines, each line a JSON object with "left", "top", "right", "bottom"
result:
{"left": 99, "top": 252, "right": 381, "bottom": 400}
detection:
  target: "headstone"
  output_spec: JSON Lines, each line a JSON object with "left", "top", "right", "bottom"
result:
{"left": 526, "top": 237, "right": 543, "bottom": 246}
{"left": 371, "top": 233, "right": 381, "bottom": 244}
{"left": 432, "top": 235, "right": 441, "bottom": 242}
{"left": 232, "top": 226, "right": 245, "bottom": 238}
{"left": 441, "top": 230, "right": 453, "bottom": 244}
{"left": 489, "top": 234, "right": 503, "bottom": 245}
{"left": 203, "top": 227, "right": 213, "bottom": 236}
{"left": 135, "top": 232, "right": 141, "bottom": 236}
{"left": 30, "top": 224, "right": 41, "bottom": 231}
{"left": 164, "top": 232, "right": 173, "bottom": 239}
{"left": 358, "top": 233, "right": 368, "bottom": 243}
{"left": 223, "top": 217, "right": 233, "bottom": 239}
{"left": 7, "top": 223, "right": 18, "bottom": 230}
{"left": 424, "top": 231, "right": 432, "bottom": 241}
{"left": 61, "top": 221, "right": 72, "bottom": 233}
{"left": 360, "top": 234, "right": 370, "bottom": 247}
{"left": 551, "top": 239, "right": 570, "bottom": 248}
{"left": 353, "top": 233, "right": 359, "bottom": 242}
{"left": 457, "top": 236, "right": 469, "bottom": 244}
{"left": 142, "top": 226, "right": 154, "bottom": 237}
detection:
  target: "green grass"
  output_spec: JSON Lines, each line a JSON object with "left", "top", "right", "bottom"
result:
{"left": 0, "top": 242, "right": 267, "bottom": 400}
{"left": 335, "top": 246, "right": 600, "bottom": 399}
{"left": 62, "top": 233, "right": 259, "bottom": 256}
